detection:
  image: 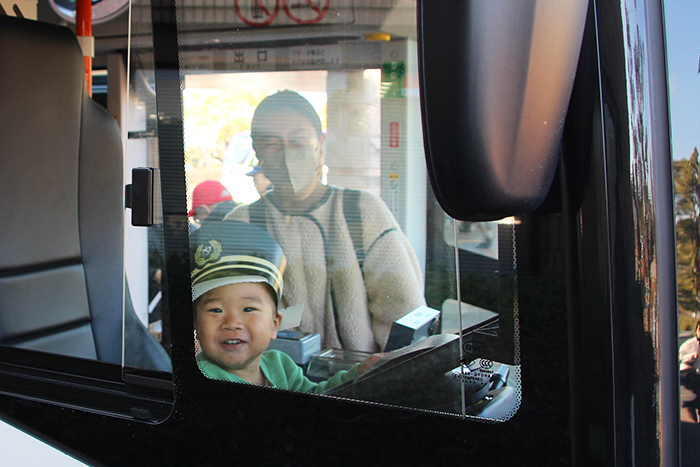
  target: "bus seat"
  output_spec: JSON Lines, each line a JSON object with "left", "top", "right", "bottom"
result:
{"left": 0, "top": 16, "right": 171, "bottom": 371}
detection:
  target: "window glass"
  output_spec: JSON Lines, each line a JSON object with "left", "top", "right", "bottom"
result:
{"left": 122, "top": 0, "right": 173, "bottom": 374}
{"left": 178, "top": 0, "right": 521, "bottom": 419}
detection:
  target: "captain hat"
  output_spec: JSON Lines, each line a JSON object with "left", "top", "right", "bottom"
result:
{"left": 190, "top": 221, "right": 286, "bottom": 304}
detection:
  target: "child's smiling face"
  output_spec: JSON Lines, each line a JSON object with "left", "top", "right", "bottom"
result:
{"left": 196, "top": 282, "right": 282, "bottom": 378}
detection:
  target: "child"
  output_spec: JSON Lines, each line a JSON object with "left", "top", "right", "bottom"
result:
{"left": 191, "top": 221, "right": 380, "bottom": 392}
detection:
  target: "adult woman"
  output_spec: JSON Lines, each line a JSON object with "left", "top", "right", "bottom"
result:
{"left": 225, "top": 90, "right": 425, "bottom": 352}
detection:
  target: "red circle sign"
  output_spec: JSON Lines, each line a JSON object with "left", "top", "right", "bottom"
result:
{"left": 234, "top": 0, "right": 280, "bottom": 27}
{"left": 282, "top": 0, "right": 330, "bottom": 25}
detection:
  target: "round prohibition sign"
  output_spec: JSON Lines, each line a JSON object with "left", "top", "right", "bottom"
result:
{"left": 283, "top": 0, "right": 330, "bottom": 25}
{"left": 234, "top": 0, "right": 280, "bottom": 27}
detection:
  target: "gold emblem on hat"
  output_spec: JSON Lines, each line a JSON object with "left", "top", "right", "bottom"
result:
{"left": 195, "top": 240, "right": 223, "bottom": 267}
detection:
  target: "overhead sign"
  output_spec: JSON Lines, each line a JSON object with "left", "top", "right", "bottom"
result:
{"left": 233, "top": 0, "right": 351, "bottom": 27}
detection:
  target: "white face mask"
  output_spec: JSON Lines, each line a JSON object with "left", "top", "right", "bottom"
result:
{"left": 284, "top": 144, "right": 319, "bottom": 193}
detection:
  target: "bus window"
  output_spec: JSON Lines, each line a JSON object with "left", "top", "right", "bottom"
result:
{"left": 123, "top": 13, "right": 172, "bottom": 373}
{"left": 176, "top": 0, "right": 521, "bottom": 419}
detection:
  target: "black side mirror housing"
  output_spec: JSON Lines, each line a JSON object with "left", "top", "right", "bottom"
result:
{"left": 418, "top": 0, "right": 588, "bottom": 221}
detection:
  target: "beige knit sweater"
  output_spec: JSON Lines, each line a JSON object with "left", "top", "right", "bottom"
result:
{"left": 225, "top": 187, "right": 425, "bottom": 352}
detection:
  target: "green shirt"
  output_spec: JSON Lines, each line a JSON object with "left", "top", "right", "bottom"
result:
{"left": 197, "top": 349, "right": 359, "bottom": 393}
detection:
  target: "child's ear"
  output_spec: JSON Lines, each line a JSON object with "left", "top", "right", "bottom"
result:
{"left": 270, "top": 311, "right": 283, "bottom": 340}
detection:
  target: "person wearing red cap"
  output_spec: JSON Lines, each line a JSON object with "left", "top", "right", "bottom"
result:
{"left": 188, "top": 180, "right": 238, "bottom": 229}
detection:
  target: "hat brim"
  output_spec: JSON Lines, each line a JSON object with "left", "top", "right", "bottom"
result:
{"left": 192, "top": 275, "right": 267, "bottom": 301}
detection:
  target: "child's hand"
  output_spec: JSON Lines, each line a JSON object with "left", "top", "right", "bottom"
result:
{"left": 358, "top": 353, "right": 386, "bottom": 375}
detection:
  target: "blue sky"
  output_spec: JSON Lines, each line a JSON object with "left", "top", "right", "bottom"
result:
{"left": 664, "top": 0, "right": 699, "bottom": 160}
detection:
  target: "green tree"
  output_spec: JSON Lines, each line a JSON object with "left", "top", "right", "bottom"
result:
{"left": 675, "top": 147, "right": 700, "bottom": 322}
{"left": 183, "top": 89, "right": 269, "bottom": 167}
